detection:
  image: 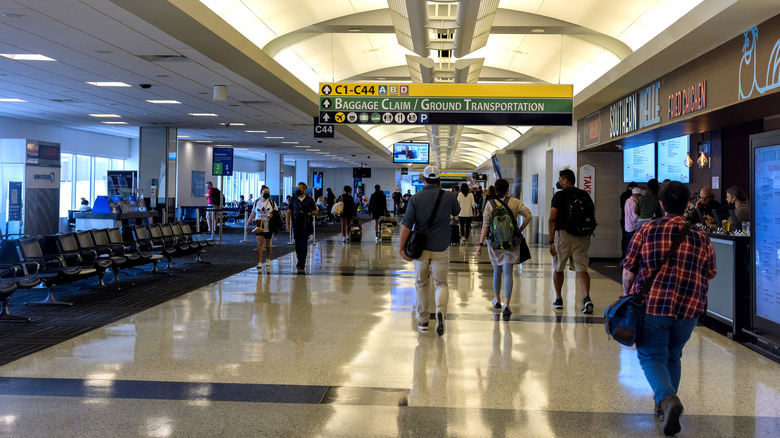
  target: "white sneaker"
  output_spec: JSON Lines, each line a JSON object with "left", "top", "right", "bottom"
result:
{"left": 342, "top": 236, "right": 346, "bottom": 243}
{"left": 256, "top": 262, "right": 262, "bottom": 269}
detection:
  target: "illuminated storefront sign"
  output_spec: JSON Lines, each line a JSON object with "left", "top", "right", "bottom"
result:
{"left": 669, "top": 81, "right": 707, "bottom": 119}
{"left": 609, "top": 82, "right": 661, "bottom": 138}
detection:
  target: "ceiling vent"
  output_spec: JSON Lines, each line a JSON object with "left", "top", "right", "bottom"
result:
{"left": 49, "top": 98, "right": 81, "bottom": 103}
{"left": 240, "top": 100, "right": 271, "bottom": 106}
{"left": 137, "top": 54, "right": 191, "bottom": 63}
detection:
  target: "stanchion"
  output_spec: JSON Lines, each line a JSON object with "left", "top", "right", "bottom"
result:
{"left": 218, "top": 209, "right": 224, "bottom": 245}
{"left": 195, "top": 208, "right": 201, "bottom": 242}
{"left": 310, "top": 216, "right": 317, "bottom": 247}
{"left": 240, "top": 210, "right": 250, "bottom": 243}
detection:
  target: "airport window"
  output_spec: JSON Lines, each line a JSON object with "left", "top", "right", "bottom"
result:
{"left": 223, "top": 171, "right": 263, "bottom": 205}
{"left": 59, "top": 153, "right": 127, "bottom": 217}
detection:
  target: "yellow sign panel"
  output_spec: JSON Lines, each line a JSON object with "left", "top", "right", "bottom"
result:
{"left": 319, "top": 83, "right": 572, "bottom": 98}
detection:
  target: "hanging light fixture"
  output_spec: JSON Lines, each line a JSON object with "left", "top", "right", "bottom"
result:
{"left": 697, "top": 151, "right": 708, "bottom": 168}
{"left": 684, "top": 152, "right": 694, "bottom": 168}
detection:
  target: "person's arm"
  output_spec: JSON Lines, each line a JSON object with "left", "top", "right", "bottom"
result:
{"left": 548, "top": 207, "right": 558, "bottom": 256}
{"left": 475, "top": 201, "right": 491, "bottom": 256}
{"left": 634, "top": 197, "right": 641, "bottom": 215}
{"left": 517, "top": 201, "right": 532, "bottom": 234}
{"left": 622, "top": 268, "right": 636, "bottom": 297}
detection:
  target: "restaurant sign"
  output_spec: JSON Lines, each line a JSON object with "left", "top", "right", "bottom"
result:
{"left": 609, "top": 82, "right": 661, "bottom": 138}
{"left": 668, "top": 81, "right": 707, "bottom": 120}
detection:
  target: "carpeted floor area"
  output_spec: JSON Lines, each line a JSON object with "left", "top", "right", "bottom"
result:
{"left": 0, "top": 221, "right": 347, "bottom": 366}
{"left": 589, "top": 259, "right": 624, "bottom": 284}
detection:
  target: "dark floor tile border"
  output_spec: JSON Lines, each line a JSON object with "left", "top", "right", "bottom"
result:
{"left": 0, "top": 377, "right": 409, "bottom": 406}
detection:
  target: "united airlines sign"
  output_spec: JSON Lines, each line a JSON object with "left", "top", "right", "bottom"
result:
{"left": 609, "top": 82, "right": 661, "bottom": 138}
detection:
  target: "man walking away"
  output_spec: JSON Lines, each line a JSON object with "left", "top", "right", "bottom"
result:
{"left": 291, "top": 182, "right": 317, "bottom": 273}
{"left": 399, "top": 165, "right": 460, "bottom": 336}
{"left": 548, "top": 169, "right": 596, "bottom": 314}
{"left": 622, "top": 181, "right": 716, "bottom": 435}
{"left": 368, "top": 185, "right": 387, "bottom": 242}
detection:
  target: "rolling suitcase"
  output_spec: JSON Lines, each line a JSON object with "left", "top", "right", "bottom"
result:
{"left": 380, "top": 223, "right": 393, "bottom": 241}
{"left": 379, "top": 216, "right": 397, "bottom": 226}
{"left": 350, "top": 217, "right": 362, "bottom": 242}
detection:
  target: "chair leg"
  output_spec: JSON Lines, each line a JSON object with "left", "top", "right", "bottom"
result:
{"left": 25, "top": 286, "right": 73, "bottom": 306}
{"left": 195, "top": 251, "right": 211, "bottom": 264}
{"left": 95, "top": 271, "right": 107, "bottom": 287}
{"left": 0, "top": 298, "right": 30, "bottom": 322}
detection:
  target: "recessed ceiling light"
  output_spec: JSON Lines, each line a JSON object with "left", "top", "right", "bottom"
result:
{"left": 377, "top": 77, "right": 387, "bottom": 80}
{"left": 348, "top": 27, "right": 363, "bottom": 32}
{"left": 2, "top": 13, "right": 24, "bottom": 18}
{"left": 315, "top": 151, "right": 328, "bottom": 154}
{"left": 265, "top": 136, "right": 284, "bottom": 139}
{"left": 225, "top": 122, "right": 245, "bottom": 126}
{"left": 0, "top": 53, "right": 55, "bottom": 61}
{"left": 294, "top": 145, "right": 310, "bottom": 148}
{"left": 194, "top": 140, "right": 213, "bottom": 143}
{"left": 0, "top": 98, "right": 25, "bottom": 102}
{"left": 102, "top": 121, "right": 128, "bottom": 125}
{"left": 177, "top": 135, "right": 190, "bottom": 138}
{"left": 188, "top": 113, "right": 218, "bottom": 116}
{"left": 89, "top": 113, "right": 121, "bottom": 118}
{"left": 368, "top": 48, "right": 381, "bottom": 52}
{"left": 281, "top": 141, "right": 299, "bottom": 144}
{"left": 146, "top": 99, "right": 181, "bottom": 104}
{"left": 235, "top": 148, "right": 248, "bottom": 151}
{"left": 307, "top": 149, "right": 321, "bottom": 152}
{"left": 245, "top": 130, "right": 267, "bottom": 133}
{"left": 530, "top": 28, "right": 545, "bottom": 33}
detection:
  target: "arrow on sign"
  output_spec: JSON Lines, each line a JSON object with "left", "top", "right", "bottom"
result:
{"left": 322, "top": 98, "right": 332, "bottom": 109}
{"left": 321, "top": 113, "right": 331, "bottom": 122}
{"left": 322, "top": 85, "right": 332, "bottom": 95}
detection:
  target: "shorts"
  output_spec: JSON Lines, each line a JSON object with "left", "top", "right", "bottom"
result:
{"left": 256, "top": 232, "right": 273, "bottom": 239}
{"left": 206, "top": 209, "right": 215, "bottom": 220}
{"left": 552, "top": 230, "right": 590, "bottom": 272}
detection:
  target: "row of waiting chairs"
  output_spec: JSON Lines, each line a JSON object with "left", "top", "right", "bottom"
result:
{"left": 0, "top": 223, "right": 214, "bottom": 322}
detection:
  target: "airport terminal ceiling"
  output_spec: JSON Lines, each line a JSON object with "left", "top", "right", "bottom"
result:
{"left": 1, "top": 0, "right": 775, "bottom": 170}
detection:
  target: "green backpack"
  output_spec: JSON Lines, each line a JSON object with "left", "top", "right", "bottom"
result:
{"left": 488, "top": 198, "right": 520, "bottom": 250}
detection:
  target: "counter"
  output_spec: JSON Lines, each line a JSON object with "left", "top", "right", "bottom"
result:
{"left": 707, "top": 234, "right": 750, "bottom": 339}
{"left": 73, "top": 211, "right": 155, "bottom": 231}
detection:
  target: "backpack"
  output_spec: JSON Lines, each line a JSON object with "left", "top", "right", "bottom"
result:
{"left": 487, "top": 198, "right": 521, "bottom": 250}
{"left": 564, "top": 187, "right": 597, "bottom": 236}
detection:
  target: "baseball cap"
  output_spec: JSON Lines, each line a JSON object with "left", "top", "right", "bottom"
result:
{"left": 423, "top": 165, "right": 440, "bottom": 179}
{"left": 632, "top": 187, "right": 643, "bottom": 194}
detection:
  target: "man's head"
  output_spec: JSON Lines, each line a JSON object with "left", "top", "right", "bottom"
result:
{"left": 494, "top": 179, "right": 510, "bottom": 197}
{"left": 297, "top": 182, "right": 307, "bottom": 195}
{"left": 558, "top": 169, "right": 575, "bottom": 188}
{"left": 660, "top": 181, "right": 690, "bottom": 215}
{"left": 375, "top": 184, "right": 381, "bottom": 191}
{"left": 422, "top": 165, "right": 441, "bottom": 185}
{"left": 343, "top": 185, "right": 352, "bottom": 194}
{"left": 206, "top": 181, "right": 213, "bottom": 188}
{"left": 240, "top": 195, "right": 245, "bottom": 201}
{"left": 627, "top": 182, "right": 638, "bottom": 189}
{"left": 699, "top": 187, "right": 714, "bottom": 203}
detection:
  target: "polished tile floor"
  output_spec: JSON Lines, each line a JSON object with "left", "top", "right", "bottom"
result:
{"left": 0, "top": 227, "right": 778, "bottom": 437}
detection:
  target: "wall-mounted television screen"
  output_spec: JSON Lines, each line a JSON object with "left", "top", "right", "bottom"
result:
{"left": 623, "top": 142, "right": 656, "bottom": 183}
{"left": 657, "top": 135, "right": 690, "bottom": 183}
{"left": 352, "top": 167, "right": 371, "bottom": 178}
{"left": 393, "top": 142, "right": 429, "bottom": 164}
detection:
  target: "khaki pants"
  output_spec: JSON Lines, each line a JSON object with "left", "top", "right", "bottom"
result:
{"left": 414, "top": 249, "right": 450, "bottom": 323}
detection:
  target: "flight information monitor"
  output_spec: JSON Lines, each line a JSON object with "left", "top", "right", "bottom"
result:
{"left": 393, "top": 142, "right": 429, "bottom": 164}
{"left": 623, "top": 143, "right": 656, "bottom": 183}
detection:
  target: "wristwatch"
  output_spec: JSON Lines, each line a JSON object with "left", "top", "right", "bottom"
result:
{"left": 478, "top": 242, "right": 484, "bottom": 247}
{"left": 549, "top": 241, "right": 555, "bottom": 245}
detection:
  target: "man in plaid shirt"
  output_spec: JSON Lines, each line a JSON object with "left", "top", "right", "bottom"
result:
{"left": 621, "top": 181, "right": 716, "bottom": 436}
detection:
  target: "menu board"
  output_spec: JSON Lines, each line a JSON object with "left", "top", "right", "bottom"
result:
{"left": 753, "top": 143, "right": 780, "bottom": 325}
{"left": 623, "top": 143, "right": 656, "bottom": 183}
{"left": 657, "top": 135, "right": 690, "bottom": 183}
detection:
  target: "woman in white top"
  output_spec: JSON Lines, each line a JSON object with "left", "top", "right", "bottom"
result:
{"left": 246, "top": 186, "right": 279, "bottom": 273}
{"left": 475, "top": 178, "right": 532, "bottom": 316}
{"left": 456, "top": 183, "right": 476, "bottom": 245}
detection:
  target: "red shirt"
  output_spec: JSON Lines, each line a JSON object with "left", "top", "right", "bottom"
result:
{"left": 621, "top": 215, "right": 716, "bottom": 319}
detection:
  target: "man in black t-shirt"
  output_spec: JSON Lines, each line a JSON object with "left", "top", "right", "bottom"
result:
{"left": 548, "top": 169, "right": 593, "bottom": 314}
{"left": 292, "top": 182, "right": 318, "bottom": 273}
{"left": 392, "top": 189, "right": 402, "bottom": 215}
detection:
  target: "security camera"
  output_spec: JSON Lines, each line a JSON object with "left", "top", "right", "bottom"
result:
{"left": 223, "top": 122, "right": 231, "bottom": 127}
{"left": 317, "top": 140, "right": 323, "bottom": 143}
{"left": 367, "top": 156, "right": 371, "bottom": 159}
{"left": 139, "top": 83, "right": 152, "bottom": 89}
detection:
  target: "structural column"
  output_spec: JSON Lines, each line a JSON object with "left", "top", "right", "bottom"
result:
{"left": 294, "top": 159, "right": 309, "bottom": 188}
{"left": 265, "top": 152, "right": 283, "bottom": 199}
{"left": 139, "top": 126, "right": 177, "bottom": 208}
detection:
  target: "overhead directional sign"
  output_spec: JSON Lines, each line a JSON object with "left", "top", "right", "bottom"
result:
{"left": 212, "top": 147, "right": 233, "bottom": 176}
{"left": 318, "top": 83, "right": 572, "bottom": 126}
{"left": 313, "top": 116, "right": 334, "bottom": 138}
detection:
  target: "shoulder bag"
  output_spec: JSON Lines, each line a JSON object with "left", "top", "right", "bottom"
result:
{"left": 604, "top": 223, "right": 690, "bottom": 346}
{"left": 403, "top": 190, "right": 443, "bottom": 260}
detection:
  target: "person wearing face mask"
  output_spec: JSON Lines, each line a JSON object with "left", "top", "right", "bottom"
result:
{"left": 246, "top": 187, "right": 279, "bottom": 273}
{"left": 291, "top": 182, "right": 318, "bottom": 273}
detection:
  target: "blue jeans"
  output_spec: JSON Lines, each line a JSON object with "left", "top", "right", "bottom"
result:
{"left": 636, "top": 315, "right": 698, "bottom": 404}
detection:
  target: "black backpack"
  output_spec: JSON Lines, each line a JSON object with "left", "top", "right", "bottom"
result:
{"left": 564, "top": 187, "right": 597, "bottom": 236}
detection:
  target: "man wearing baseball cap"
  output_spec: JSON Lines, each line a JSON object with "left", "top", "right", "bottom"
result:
{"left": 399, "top": 165, "right": 460, "bottom": 335}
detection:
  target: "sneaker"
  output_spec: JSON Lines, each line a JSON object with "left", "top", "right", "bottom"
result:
{"left": 582, "top": 297, "right": 594, "bottom": 314}
{"left": 492, "top": 298, "right": 502, "bottom": 309}
{"left": 552, "top": 298, "right": 563, "bottom": 310}
{"left": 660, "top": 395, "right": 683, "bottom": 435}
{"left": 435, "top": 312, "right": 445, "bottom": 336}
{"left": 256, "top": 262, "right": 263, "bottom": 269}
{"left": 342, "top": 236, "right": 346, "bottom": 243}
{"left": 654, "top": 402, "right": 664, "bottom": 421}
{"left": 502, "top": 306, "right": 512, "bottom": 316}
{"left": 417, "top": 322, "right": 429, "bottom": 332}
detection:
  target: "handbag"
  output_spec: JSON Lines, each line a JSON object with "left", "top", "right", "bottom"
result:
{"left": 604, "top": 223, "right": 690, "bottom": 346}
{"left": 403, "top": 190, "right": 444, "bottom": 260}
{"left": 331, "top": 201, "right": 344, "bottom": 215}
{"left": 518, "top": 234, "right": 531, "bottom": 264}
{"left": 268, "top": 202, "right": 283, "bottom": 233}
